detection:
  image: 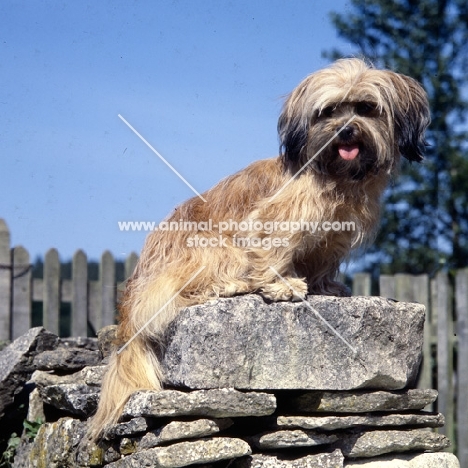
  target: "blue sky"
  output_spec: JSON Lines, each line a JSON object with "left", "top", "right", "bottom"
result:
{"left": 1, "top": 0, "right": 353, "bottom": 262}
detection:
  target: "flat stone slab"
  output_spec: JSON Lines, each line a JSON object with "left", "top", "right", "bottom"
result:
{"left": 162, "top": 295, "right": 425, "bottom": 390}
{"left": 40, "top": 383, "right": 99, "bottom": 417}
{"left": 253, "top": 429, "right": 338, "bottom": 449}
{"left": 345, "top": 452, "right": 460, "bottom": 467}
{"left": 122, "top": 388, "right": 276, "bottom": 419}
{"left": 106, "top": 437, "right": 252, "bottom": 468}
{"left": 336, "top": 428, "right": 450, "bottom": 458}
{"left": 285, "top": 389, "right": 438, "bottom": 413}
{"left": 277, "top": 412, "right": 444, "bottom": 430}
{"left": 233, "top": 449, "right": 345, "bottom": 468}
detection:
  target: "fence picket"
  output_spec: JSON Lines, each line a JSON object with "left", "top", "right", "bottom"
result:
{"left": 101, "top": 250, "right": 116, "bottom": 327}
{"left": 412, "top": 275, "right": 432, "bottom": 392}
{"left": 352, "top": 272, "right": 371, "bottom": 296}
{"left": 0, "top": 219, "right": 11, "bottom": 341}
{"left": 379, "top": 274, "right": 395, "bottom": 299}
{"left": 11, "top": 246, "right": 31, "bottom": 339}
{"left": 43, "top": 248, "right": 60, "bottom": 335}
{"left": 436, "top": 271, "right": 455, "bottom": 447}
{"left": 72, "top": 250, "right": 88, "bottom": 337}
{"left": 456, "top": 269, "right": 468, "bottom": 467}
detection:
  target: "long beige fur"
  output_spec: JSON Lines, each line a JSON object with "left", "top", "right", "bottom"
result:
{"left": 88, "top": 58, "right": 430, "bottom": 439}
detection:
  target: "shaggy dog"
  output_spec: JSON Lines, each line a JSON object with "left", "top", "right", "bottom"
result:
{"left": 89, "top": 58, "right": 430, "bottom": 438}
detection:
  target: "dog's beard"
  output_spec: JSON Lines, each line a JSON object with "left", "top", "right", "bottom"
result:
{"left": 304, "top": 114, "right": 396, "bottom": 181}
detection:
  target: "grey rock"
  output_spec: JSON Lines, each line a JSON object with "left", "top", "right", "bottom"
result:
{"left": 139, "top": 418, "right": 234, "bottom": 449}
{"left": 106, "top": 437, "right": 252, "bottom": 468}
{"left": 277, "top": 412, "right": 444, "bottom": 430}
{"left": 0, "top": 327, "right": 58, "bottom": 418}
{"left": 97, "top": 325, "right": 118, "bottom": 359}
{"left": 104, "top": 417, "right": 152, "bottom": 440}
{"left": 234, "top": 449, "right": 345, "bottom": 468}
{"left": 344, "top": 452, "right": 460, "bottom": 467}
{"left": 24, "top": 417, "right": 104, "bottom": 468}
{"left": 122, "top": 388, "right": 276, "bottom": 419}
{"left": 40, "top": 383, "right": 99, "bottom": 417}
{"left": 253, "top": 429, "right": 338, "bottom": 449}
{"left": 34, "top": 347, "right": 100, "bottom": 371}
{"left": 81, "top": 365, "right": 106, "bottom": 386}
{"left": 29, "top": 369, "right": 84, "bottom": 387}
{"left": 287, "top": 389, "right": 438, "bottom": 413}
{"left": 336, "top": 429, "right": 450, "bottom": 458}
{"left": 60, "top": 336, "right": 98, "bottom": 351}
{"left": 26, "top": 388, "right": 45, "bottom": 422}
{"left": 162, "top": 295, "right": 425, "bottom": 391}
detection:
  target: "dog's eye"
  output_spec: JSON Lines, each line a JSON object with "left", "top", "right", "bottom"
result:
{"left": 355, "top": 102, "right": 377, "bottom": 116}
{"left": 321, "top": 106, "right": 334, "bottom": 118}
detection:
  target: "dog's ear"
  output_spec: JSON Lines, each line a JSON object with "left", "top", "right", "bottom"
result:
{"left": 392, "top": 74, "right": 431, "bottom": 162}
{"left": 278, "top": 82, "right": 311, "bottom": 163}
{"left": 277, "top": 113, "right": 308, "bottom": 163}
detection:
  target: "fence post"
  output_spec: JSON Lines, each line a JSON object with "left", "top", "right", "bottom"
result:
{"left": 11, "top": 246, "right": 32, "bottom": 339}
{"left": 352, "top": 273, "right": 371, "bottom": 296}
{"left": 101, "top": 251, "right": 116, "bottom": 327}
{"left": 72, "top": 250, "right": 88, "bottom": 337}
{"left": 125, "top": 252, "right": 138, "bottom": 280}
{"left": 435, "top": 271, "right": 454, "bottom": 446}
{"left": 379, "top": 274, "right": 395, "bottom": 299}
{"left": 0, "top": 219, "right": 11, "bottom": 341}
{"left": 456, "top": 268, "right": 468, "bottom": 466}
{"left": 412, "top": 275, "right": 432, "bottom": 392}
{"left": 43, "top": 249, "right": 60, "bottom": 335}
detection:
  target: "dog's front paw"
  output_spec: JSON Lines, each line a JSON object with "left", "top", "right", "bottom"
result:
{"left": 260, "top": 277, "right": 307, "bottom": 302}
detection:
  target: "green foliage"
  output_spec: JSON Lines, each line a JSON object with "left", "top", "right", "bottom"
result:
{"left": 326, "top": 0, "right": 468, "bottom": 274}
{"left": 0, "top": 433, "right": 20, "bottom": 468}
{"left": 0, "top": 418, "right": 44, "bottom": 468}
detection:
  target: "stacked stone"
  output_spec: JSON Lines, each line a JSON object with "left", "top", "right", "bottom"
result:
{"left": 0, "top": 295, "right": 461, "bottom": 467}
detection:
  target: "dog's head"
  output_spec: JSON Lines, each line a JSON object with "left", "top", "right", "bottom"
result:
{"left": 278, "top": 58, "right": 430, "bottom": 180}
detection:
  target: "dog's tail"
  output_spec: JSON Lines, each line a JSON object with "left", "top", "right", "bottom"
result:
{"left": 87, "top": 274, "right": 191, "bottom": 441}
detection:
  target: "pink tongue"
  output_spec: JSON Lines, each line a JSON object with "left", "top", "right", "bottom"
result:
{"left": 338, "top": 145, "right": 360, "bottom": 160}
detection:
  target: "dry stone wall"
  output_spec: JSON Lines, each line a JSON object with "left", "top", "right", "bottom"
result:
{"left": 0, "top": 295, "right": 461, "bottom": 467}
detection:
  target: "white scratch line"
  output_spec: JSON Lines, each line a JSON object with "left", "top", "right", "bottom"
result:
{"left": 269, "top": 266, "right": 358, "bottom": 355}
{"left": 118, "top": 114, "right": 207, "bottom": 202}
{"left": 117, "top": 265, "right": 206, "bottom": 354}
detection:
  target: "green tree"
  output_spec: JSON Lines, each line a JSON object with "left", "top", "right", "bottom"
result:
{"left": 326, "top": 0, "right": 468, "bottom": 274}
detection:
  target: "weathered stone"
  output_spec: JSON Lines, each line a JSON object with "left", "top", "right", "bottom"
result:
{"left": 81, "top": 365, "right": 106, "bottom": 386}
{"left": 139, "top": 418, "right": 234, "bottom": 449}
{"left": 277, "top": 412, "right": 444, "bottom": 430}
{"left": 234, "top": 449, "right": 345, "bottom": 468}
{"left": 26, "top": 388, "right": 45, "bottom": 422}
{"left": 253, "top": 429, "right": 338, "bottom": 449}
{"left": 25, "top": 417, "right": 104, "bottom": 468}
{"left": 122, "top": 388, "right": 276, "bottom": 419}
{"left": 29, "top": 369, "right": 84, "bottom": 387}
{"left": 162, "top": 295, "right": 424, "bottom": 391}
{"left": 336, "top": 429, "right": 450, "bottom": 458}
{"left": 97, "top": 325, "right": 118, "bottom": 359}
{"left": 61, "top": 336, "right": 98, "bottom": 351}
{"left": 106, "top": 437, "right": 252, "bottom": 468}
{"left": 286, "top": 389, "right": 438, "bottom": 413}
{"left": 104, "top": 417, "right": 152, "bottom": 440}
{"left": 344, "top": 452, "right": 460, "bottom": 467}
{"left": 40, "top": 383, "right": 99, "bottom": 417}
{"left": 34, "top": 347, "right": 100, "bottom": 371}
{"left": 0, "top": 327, "right": 58, "bottom": 418}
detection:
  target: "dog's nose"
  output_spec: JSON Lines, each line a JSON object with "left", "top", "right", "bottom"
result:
{"left": 337, "top": 125, "right": 355, "bottom": 140}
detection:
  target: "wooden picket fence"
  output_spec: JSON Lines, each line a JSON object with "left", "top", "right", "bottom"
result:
{"left": 0, "top": 219, "right": 138, "bottom": 341}
{"left": 1, "top": 218, "right": 468, "bottom": 463}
